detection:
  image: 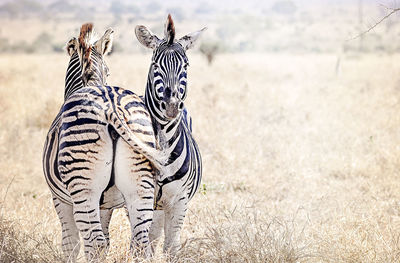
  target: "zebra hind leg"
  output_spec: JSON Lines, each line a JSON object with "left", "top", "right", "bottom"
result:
{"left": 71, "top": 189, "right": 109, "bottom": 262}
{"left": 114, "top": 140, "right": 155, "bottom": 258}
{"left": 52, "top": 196, "right": 80, "bottom": 263}
{"left": 59, "top": 128, "right": 114, "bottom": 261}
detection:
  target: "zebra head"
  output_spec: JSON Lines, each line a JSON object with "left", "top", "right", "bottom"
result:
{"left": 75, "top": 23, "right": 114, "bottom": 87}
{"left": 135, "top": 15, "right": 206, "bottom": 121}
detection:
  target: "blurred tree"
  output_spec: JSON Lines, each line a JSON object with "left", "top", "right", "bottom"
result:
{"left": 352, "top": 5, "right": 400, "bottom": 43}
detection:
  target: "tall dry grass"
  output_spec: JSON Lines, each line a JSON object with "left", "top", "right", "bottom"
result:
{"left": 1, "top": 52, "right": 400, "bottom": 262}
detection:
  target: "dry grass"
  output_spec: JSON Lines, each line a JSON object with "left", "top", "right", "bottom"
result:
{"left": 0, "top": 214, "right": 63, "bottom": 263}
{"left": 1, "top": 51, "right": 400, "bottom": 262}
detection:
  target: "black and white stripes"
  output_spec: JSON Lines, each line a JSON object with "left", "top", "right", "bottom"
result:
{"left": 135, "top": 15, "right": 205, "bottom": 254}
{"left": 43, "top": 18, "right": 206, "bottom": 261}
{"left": 64, "top": 52, "right": 83, "bottom": 99}
{"left": 43, "top": 24, "right": 161, "bottom": 262}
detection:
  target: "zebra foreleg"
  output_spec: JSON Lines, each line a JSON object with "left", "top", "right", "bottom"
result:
{"left": 149, "top": 210, "right": 165, "bottom": 255}
{"left": 163, "top": 198, "right": 188, "bottom": 255}
{"left": 52, "top": 196, "right": 80, "bottom": 263}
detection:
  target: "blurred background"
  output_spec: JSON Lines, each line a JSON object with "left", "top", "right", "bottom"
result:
{"left": 1, "top": 0, "right": 400, "bottom": 262}
{"left": 0, "top": 0, "right": 399, "bottom": 54}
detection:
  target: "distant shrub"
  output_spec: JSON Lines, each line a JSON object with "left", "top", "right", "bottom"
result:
{"left": 52, "top": 43, "right": 64, "bottom": 53}
{"left": 0, "top": 32, "right": 56, "bottom": 54}
{"left": 48, "top": 0, "right": 76, "bottom": 13}
{"left": 31, "top": 32, "right": 54, "bottom": 53}
{"left": 199, "top": 42, "right": 220, "bottom": 65}
{"left": 0, "top": 0, "right": 43, "bottom": 17}
{"left": 0, "top": 37, "right": 10, "bottom": 53}
{"left": 8, "top": 41, "right": 34, "bottom": 53}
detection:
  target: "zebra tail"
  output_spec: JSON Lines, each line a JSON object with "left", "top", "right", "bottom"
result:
{"left": 109, "top": 110, "right": 166, "bottom": 172}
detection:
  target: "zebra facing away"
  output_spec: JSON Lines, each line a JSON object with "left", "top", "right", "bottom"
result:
{"left": 43, "top": 27, "right": 121, "bottom": 262}
{"left": 134, "top": 15, "right": 206, "bottom": 255}
{"left": 44, "top": 23, "right": 165, "bottom": 262}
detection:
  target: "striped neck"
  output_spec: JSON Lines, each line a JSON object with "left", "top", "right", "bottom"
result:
{"left": 82, "top": 48, "right": 107, "bottom": 87}
{"left": 145, "top": 77, "right": 169, "bottom": 126}
{"left": 64, "top": 52, "right": 83, "bottom": 100}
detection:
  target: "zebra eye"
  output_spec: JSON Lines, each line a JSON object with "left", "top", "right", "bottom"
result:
{"left": 179, "top": 88, "right": 184, "bottom": 94}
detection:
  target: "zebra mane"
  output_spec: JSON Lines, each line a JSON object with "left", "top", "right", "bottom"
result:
{"left": 79, "top": 23, "right": 98, "bottom": 66}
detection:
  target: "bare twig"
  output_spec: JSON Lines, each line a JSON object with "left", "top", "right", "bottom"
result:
{"left": 0, "top": 174, "right": 17, "bottom": 210}
{"left": 348, "top": 6, "right": 400, "bottom": 41}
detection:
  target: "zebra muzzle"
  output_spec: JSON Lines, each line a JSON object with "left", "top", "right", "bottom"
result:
{"left": 164, "top": 101, "right": 182, "bottom": 119}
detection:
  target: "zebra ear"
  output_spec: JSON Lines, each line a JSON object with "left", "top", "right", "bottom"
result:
{"left": 164, "top": 14, "right": 175, "bottom": 45}
{"left": 95, "top": 28, "right": 114, "bottom": 55}
{"left": 135, "top": 25, "right": 160, "bottom": 50}
{"left": 65, "top": 37, "right": 78, "bottom": 56}
{"left": 178, "top": 27, "right": 207, "bottom": 50}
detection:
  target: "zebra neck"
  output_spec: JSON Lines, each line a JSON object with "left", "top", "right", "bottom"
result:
{"left": 144, "top": 80, "right": 169, "bottom": 125}
{"left": 158, "top": 115, "right": 182, "bottom": 145}
{"left": 64, "top": 52, "right": 83, "bottom": 100}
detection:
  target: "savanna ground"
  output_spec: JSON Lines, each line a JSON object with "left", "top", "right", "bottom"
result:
{"left": 1, "top": 50, "right": 400, "bottom": 262}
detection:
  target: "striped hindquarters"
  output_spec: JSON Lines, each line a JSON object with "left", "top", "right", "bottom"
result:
{"left": 57, "top": 85, "right": 157, "bottom": 198}
{"left": 43, "top": 111, "right": 72, "bottom": 204}
{"left": 44, "top": 85, "right": 158, "bottom": 210}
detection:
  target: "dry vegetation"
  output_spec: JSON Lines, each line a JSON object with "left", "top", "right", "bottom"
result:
{"left": 1, "top": 0, "right": 400, "bottom": 262}
{"left": 1, "top": 51, "right": 400, "bottom": 262}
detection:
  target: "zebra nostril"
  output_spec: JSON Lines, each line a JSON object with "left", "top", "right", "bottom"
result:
{"left": 160, "top": 101, "right": 166, "bottom": 110}
{"left": 178, "top": 102, "right": 184, "bottom": 110}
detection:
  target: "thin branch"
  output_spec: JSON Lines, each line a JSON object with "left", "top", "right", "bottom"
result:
{"left": 0, "top": 174, "right": 17, "bottom": 210}
{"left": 348, "top": 6, "right": 400, "bottom": 41}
